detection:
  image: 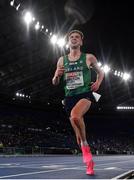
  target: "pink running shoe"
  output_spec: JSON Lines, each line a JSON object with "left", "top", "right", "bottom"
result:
{"left": 81, "top": 145, "right": 92, "bottom": 163}
{"left": 86, "top": 160, "right": 95, "bottom": 175}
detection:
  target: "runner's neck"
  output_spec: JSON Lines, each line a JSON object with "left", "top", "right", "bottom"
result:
{"left": 68, "top": 51, "right": 82, "bottom": 61}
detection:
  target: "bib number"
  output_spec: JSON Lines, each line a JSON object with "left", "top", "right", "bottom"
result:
{"left": 66, "top": 71, "right": 84, "bottom": 90}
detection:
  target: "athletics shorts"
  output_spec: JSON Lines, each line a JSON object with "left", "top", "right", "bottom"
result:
{"left": 64, "top": 91, "right": 95, "bottom": 115}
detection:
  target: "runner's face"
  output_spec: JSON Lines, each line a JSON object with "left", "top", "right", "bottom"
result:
{"left": 68, "top": 32, "right": 82, "bottom": 49}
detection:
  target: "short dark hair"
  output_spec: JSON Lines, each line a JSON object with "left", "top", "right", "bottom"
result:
{"left": 68, "top": 30, "right": 84, "bottom": 40}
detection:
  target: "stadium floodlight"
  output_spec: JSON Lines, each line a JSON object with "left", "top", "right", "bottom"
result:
{"left": 117, "top": 106, "right": 134, "bottom": 110}
{"left": 117, "top": 71, "right": 121, "bottom": 77}
{"left": 35, "top": 22, "right": 40, "bottom": 30}
{"left": 16, "top": 92, "right": 19, "bottom": 96}
{"left": 114, "top": 70, "right": 117, "bottom": 76}
{"left": 16, "top": 4, "right": 20, "bottom": 11}
{"left": 45, "top": 29, "right": 48, "bottom": 33}
{"left": 32, "top": 17, "right": 35, "bottom": 22}
{"left": 50, "top": 34, "right": 58, "bottom": 44}
{"left": 98, "top": 62, "right": 102, "bottom": 67}
{"left": 102, "top": 65, "right": 111, "bottom": 74}
{"left": 122, "top": 72, "right": 130, "bottom": 81}
{"left": 57, "top": 37, "right": 66, "bottom": 48}
{"left": 23, "top": 11, "right": 33, "bottom": 25}
{"left": 10, "top": 0, "right": 14, "bottom": 6}
{"left": 120, "top": 72, "right": 124, "bottom": 78}
{"left": 50, "top": 32, "right": 52, "bottom": 36}
{"left": 65, "top": 44, "right": 69, "bottom": 49}
{"left": 41, "top": 25, "right": 44, "bottom": 29}
{"left": 114, "top": 70, "right": 124, "bottom": 78}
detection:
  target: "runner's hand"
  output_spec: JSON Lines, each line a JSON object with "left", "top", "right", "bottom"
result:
{"left": 91, "top": 81, "right": 100, "bottom": 92}
{"left": 55, "top": 67, "right": 64, "bottom": 77}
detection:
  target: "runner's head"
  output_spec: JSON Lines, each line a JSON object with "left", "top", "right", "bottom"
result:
{"left": 67, "top": 30, "right": 84, "bottom": 49}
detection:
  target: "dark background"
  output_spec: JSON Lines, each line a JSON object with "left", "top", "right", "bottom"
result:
{"left": 0, "top": 0, "right": 134, "bottom": 133}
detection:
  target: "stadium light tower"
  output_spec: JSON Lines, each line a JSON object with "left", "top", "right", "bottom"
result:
{"left": 16, "top": 92, "right": 19, "bottom": 96}
{"left": 35, "top": 22, "right": 40, "bottom": 30}
{"left": 57, "top": 37, "right": 66, "bottom": 48}
{"left": 102, "top": 64, "right": 111, "bottom": 74}
{"left": 10, "top": 0, "right": 14, "bottom": 6}
{"left": 98, "top": 62, "right": 102, "bottom": 67}
{"left": 45, "top": 29, "right": 48, "bottom": 33}
{"left": 50, "top": 34, "right": 58, "bottom": 45}
{"left": 117, "top": 106, "right": 134, "bottom": 110}
{"left": 16, "top": 4, "right": 20, "bottom": 11}
{"left": 65, "top": 44, "right": 69, "bottom": 49}
{"left": 41, "top": 25, "right": 44, "bottom": 30}
{"left": 122, "top": 72, "right": 130, "bottom": 81}
{"left": 23, "top": 11, "right": 33, "bottom": 25}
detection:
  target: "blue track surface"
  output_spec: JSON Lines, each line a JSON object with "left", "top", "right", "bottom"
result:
{"left": 0, "top": 155, "right": 134, "bottom": 179}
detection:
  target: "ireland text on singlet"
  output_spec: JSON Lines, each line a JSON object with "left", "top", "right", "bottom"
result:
{"left": 63, "top": 53, "right": 91, "bottom": 97}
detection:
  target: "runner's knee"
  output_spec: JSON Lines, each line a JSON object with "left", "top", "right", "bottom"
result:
{"left": 70, "top": 115, "right": 80, "bottom": 125}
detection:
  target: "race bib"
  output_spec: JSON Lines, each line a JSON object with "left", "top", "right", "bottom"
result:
{"left": 66, "top": 71, "right": 84, "bottom": 89}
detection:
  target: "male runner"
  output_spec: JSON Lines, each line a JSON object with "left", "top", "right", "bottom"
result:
{"left": 52, "top": 30, "right": 104, "bottom": 175}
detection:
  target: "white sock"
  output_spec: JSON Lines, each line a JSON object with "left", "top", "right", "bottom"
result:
{"left": 81, "top": 140, "right": 88, "bottom": 146}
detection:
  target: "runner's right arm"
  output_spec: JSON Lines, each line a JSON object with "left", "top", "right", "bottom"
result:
{"left": 52, "top": 57, "right": 64, "bottom": 85}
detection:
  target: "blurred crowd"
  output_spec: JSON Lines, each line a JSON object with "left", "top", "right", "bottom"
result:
{"left": 0, "top": 108, "right": 134, "bottom": 155}
{"left": 0, "top": 120, "right": 134, "bottom": 155}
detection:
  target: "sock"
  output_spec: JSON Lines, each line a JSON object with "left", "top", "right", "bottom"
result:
{"left": 81, "top": 140, "right": 88, "bottom": 146}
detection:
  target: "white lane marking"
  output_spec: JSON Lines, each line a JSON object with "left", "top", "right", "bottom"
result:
{"left": 0, "top": 158, "right": 133, "bottom": 178}
{"left": 0, "top": 163, "right": 20, "bottom": 166}
{"left": 94, "top": 158, "right": 134, "bottom": 163}
{"left": 0, "top": 160, "right": 81, "bottom": 167}
{"left": 96, "top": 159, "right": 134, "bottom": 167}
{"left": 105, "top": 167, "right": 117, "bottom": 170}
{"left": 112, "top": 169, "right": 134, "bottom": 179}
{"left": 0, "top": 161, "right": 83, "bottom": 168}
{"left": 0, "top": 159, "right": 132, "bottom": 179}
{"left": 0, "top": 156, "right": 133, "bottom": 167}
{"left": 0, "top": 168, "right": 68, "bottom": 178}
{"left": 42, "top": 165, "right": 66, "bottom": 168}
{"left": 2, "top": 158, "right": 133, "bottom": 168}
{"left": 0, "top": 158, "right": 81, "bottom": 166}
{"left": 1, "top": 159, "right": 134, "bottom": 170}
{"left": 0, "top": 166, "right": 84, "bottom": 179}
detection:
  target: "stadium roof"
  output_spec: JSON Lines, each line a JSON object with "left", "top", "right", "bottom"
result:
{"left": 0, "top": 0, "right": 134, "bottom": 112}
